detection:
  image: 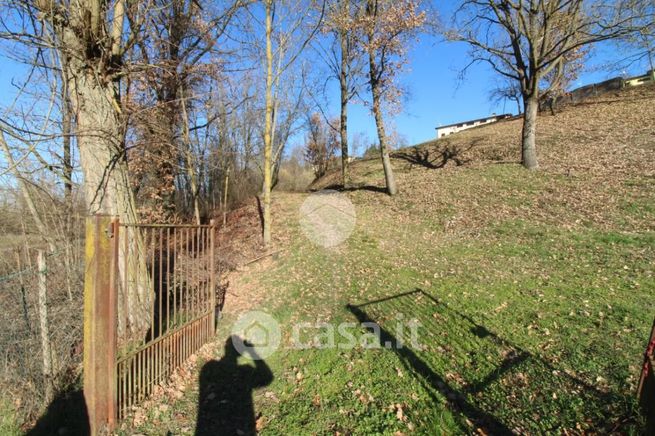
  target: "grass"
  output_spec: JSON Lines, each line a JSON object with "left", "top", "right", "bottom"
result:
{"left": 0, "top": 399, "right": 21, "bottom": 436}
{"left": 242, "top": 206, "right": 650, "bottom": 434}
{"left": 125, "top": 86, "right": 655, "bottom": 434}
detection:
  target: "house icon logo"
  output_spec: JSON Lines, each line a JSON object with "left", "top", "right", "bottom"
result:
{"left": 243, "top": 320, "right": 270, "bottom": 346}
{"left": 230, "top": 311, "right": 281, "bottom": 360}
{"left": 299, "top": 190, "right": 356, "bottom": 248}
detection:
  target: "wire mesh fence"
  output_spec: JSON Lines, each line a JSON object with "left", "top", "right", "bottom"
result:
{"left": 0, "top": 235, "right": 85, "bottom": 425}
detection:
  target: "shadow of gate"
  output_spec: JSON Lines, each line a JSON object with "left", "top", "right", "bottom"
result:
{"left": 347, "top": 288, "right": 635, "bottom": 433}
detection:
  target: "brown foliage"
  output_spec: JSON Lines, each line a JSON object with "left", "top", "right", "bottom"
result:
{"left": 304, "top": 113, "right": 340, "bottom": 179}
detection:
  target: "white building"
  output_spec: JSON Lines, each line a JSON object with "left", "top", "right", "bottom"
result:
{"left": 436, "top": 113, "right": 513, "bottom": 138}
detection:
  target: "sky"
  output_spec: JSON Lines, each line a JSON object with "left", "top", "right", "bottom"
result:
{"left": 0, "top": 2, "right": 650, "bottom": 162}
{"left": 340, "top": 35, "right": 643, "bottom": 150}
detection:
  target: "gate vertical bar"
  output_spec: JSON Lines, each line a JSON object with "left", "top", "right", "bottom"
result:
{"left": 83, "top": 215, "right": 118, "bottom": 434}
{"left": 209, "top": 219, "right": 216, "bottom": 333}
{"left": 108, "top": 217, "right": 119, "bottom": 426}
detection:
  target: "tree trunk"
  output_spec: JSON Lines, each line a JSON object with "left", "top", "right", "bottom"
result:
{"left": 339, "top": 24, "right": 349, "bottom": 189}
{"left": 62, "top": 86, "right": 73, "bottom": 207}
{"left": 223, "top": 171, "right": 229, "bottom": 226}
{"left": 180, "top": 86, "right": 201, "bottom": 224}
{"left": 521, "top": 94, "right": 539, "bottom": 170}
{"left": 515, "top": 98, "right": 522, "bottom": 116}
{"left": 66, "top": 53, "right": 152, "bottom": 339}
{"left": 262, "top": 0, "right": 274, "bottom": 247}
{"left": 367, "top": 56, "right": 397, "bottom": 195}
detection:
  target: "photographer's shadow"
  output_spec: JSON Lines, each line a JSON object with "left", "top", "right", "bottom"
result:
{"left": 195, "top": 335, "right": 273, "bottom": 436}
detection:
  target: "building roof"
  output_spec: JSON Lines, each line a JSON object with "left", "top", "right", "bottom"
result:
{"left": 436, "top": 113, "right": 513, "bottom": 130}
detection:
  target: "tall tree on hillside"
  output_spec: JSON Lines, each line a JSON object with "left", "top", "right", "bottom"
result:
{"left": 304, "top": 113, "right": 339, "bottom": 178}
{"left": 318, "top": 0, "right": 366, "bottom": 188}
{"left": 260, "top": 0, "right": 324, "bottom": 247}
{"left": 453, "top": 0, "right": 640, "bottom": 170}
{"left": 359, "top": 0, "right": 426, "bottom": 195}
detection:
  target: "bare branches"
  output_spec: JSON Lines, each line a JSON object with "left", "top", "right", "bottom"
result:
{"left": 451, "top": 0, "right": 649, "bottom": 169}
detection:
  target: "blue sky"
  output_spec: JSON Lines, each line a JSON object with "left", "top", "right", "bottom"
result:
{"left": 0, "top": 2, "right": 649, "bottom": 159}
{"left": 333, "top": 1, "right": 649, "bottom": 149}
{"left": 341, "top": 36, "right": 644, "bottom": 149}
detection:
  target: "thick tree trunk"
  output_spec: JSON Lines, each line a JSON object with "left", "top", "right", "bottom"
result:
{"left": 66, "top": 57, "right": 153, "bottom": 339}
{"left": 367, "top": 59, "right": 397, "bottom": 195}
{"left": 521, "top": 95, "right": 539, "bottom": 170}
{"left": 262, "top": 0, "right": 274, "bottom": 247}
{"left": 339, "top": 26, "right": 349, "bottom": 189}
{"left": 180, "top": 87, "right": 201, "bottom": 225}
{"left": 62, "top": 90, "right": 73, "bottom": 206}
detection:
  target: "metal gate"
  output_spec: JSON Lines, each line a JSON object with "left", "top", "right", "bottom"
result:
{"left": 83, "top": 215, "right": 217, "bottom": 433}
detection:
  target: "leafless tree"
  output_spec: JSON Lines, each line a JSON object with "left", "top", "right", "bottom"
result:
{"left": 258, "top": 0, "right": 324, "bottom": 247}
{"left": 452, "top": 0, "right": 641, "bottom": 169}
{"left": 304, "top": 112, "right": 339, "bottom": 178}
{"left": 613, "top": 0, "right": 655, "bottom": 74}
{"left": 315, "top": 0, "right": 366, "bottom": 187}
{"left": 489, "top": 77, "right": 523, "bottom": 114}
{"left": 359, "top": 0, "right": 425, "bottom": 195}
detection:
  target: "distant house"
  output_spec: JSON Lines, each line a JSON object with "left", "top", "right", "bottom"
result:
{"left": 625, "top": 70, "right": 655, "bottom": 87}
{"left": 436, "top": 113, "right": 513, "bottom": 138}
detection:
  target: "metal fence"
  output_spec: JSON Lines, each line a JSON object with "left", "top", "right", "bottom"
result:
{"left": 84, "top": 216, "right": 217, "bottom": 433}
{"left": 0, "top": 235, "right": 85, "bottom": 425}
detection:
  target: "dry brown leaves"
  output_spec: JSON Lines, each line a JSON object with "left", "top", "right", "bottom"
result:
{"left": 316, "top": 83, "right": 655, "bottom": 236}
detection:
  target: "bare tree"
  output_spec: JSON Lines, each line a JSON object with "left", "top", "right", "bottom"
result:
{"left": 613, "top": 0, "right": 655, "bottom": 75}
{"left": 259, "top": 0, "right": 324, "bottom": 247}
{"left": 316, "top": 0, "right": 366, "bottom": 187}
{"left": 359, "top": 0, "right": 425, "bottom": 195}
{"left": 453, "top": 0, "right": 640, "bottom": 169}
{"left": 0, "top": 0, "right": 165, "bottom": 337}
{"left": 304, "top": 112, "right": 339, "bottom": 178}
{"left": 489, "top": 77, "right": 523, "bottom": 114}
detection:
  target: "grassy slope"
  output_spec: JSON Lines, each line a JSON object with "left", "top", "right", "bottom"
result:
{"left": 129, "top": 85, "right": 655, "bottom": 435}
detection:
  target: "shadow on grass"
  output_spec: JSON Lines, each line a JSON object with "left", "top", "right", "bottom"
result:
{"left": 25, "top": 387, "right": 89, "bottom": 436}
{"left": 317, "top": 184, "right": 389, "bottom": 194}
{"left": 195, "top": 335, "right": 273, "bottom": 436}
{"left": 392, "top": 138, "right": 485, "bottom": 170}
{"left": 347, "top": 288, "right": 640, "bottom": 433}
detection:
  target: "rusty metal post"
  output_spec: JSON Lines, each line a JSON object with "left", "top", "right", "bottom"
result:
{"left": 209, "top": 219, "right": 216, "bottom": 333}
{"left": 83, "top": 215, "right": 118, "bottom": 434}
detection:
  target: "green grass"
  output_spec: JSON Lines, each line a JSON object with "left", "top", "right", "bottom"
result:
{"left": 128, "top": 146, "right": 653, "bottom": 434}
{"left": 237, "top": 208, "right": 650, "bottom": 434}
{"left": 0, "top": 399, "right": 21, "bottom": 436}
{"left": 129, "top": 181, "right": 652, "bottom": 434}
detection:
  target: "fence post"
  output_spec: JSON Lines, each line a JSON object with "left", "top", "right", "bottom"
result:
{"left": 209, "top": 219, "right": 217, "bottom": 332}
{"left": 83, "top": 215, "right": 118, "bottom": 434}
{"left": 223, "top": 171, "right": 229, "bottom": 227}
{"left": 37, "top": 250, "right": 53, "bottom": 404}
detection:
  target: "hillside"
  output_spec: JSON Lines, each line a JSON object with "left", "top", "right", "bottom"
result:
{"left": 115, "top": 84, "right": 655, "bottom": 435}
{"left": 313, "top": 84, "right": 655, "bottom": 234}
